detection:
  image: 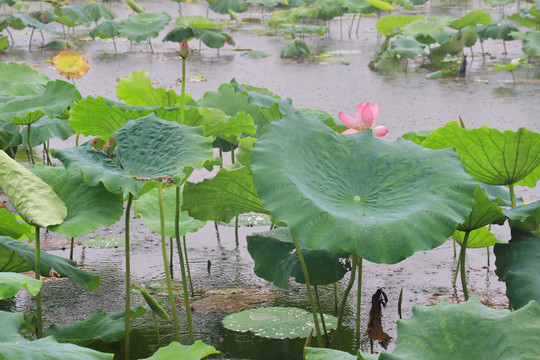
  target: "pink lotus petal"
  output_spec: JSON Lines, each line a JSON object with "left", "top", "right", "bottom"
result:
{"left": 341, "top": 128, "right": 359, "bottom": 135}
{"left": 360, "top": 103, "right": 378, "bottom": 128}
{"left": 354, "top": 103, "right": 366, "bottom": 121}
{"left": 338, "top": 112, "right": 358, "bottom": 129}
{"left": 372, "top": 125, "right": 388, "bottom": 137}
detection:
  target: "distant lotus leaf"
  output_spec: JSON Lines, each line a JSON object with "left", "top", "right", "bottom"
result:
{"left": 450, "top": 9, "right": 490, "bottom": 30}
{"left": 193, "top": 28, "right": 234, "bottom": 49}
{"left": 240, "top": 50, "right": 271, "bottom": 58}
{"left": 305, "top": 348, "right": 361, "bottom": 360}
{"left": 247, "top": 227, "right": 349, "bottom": 288}
{"left": 182, "top": 165, "right": 268, "bottom": 223}
{"left": 21, "top": 116, "right": 74, "bottom": 148}
{"left": 0, "top": 80, "right": 80, "bottom": 125}
{"left": 280, "top": 39, "right": 311, "bottom": 58}
{"left": 50, "top": 145, "right": 142, "bottom": 196}
{"left": 183, "top": 108, "right": 256, "bottom": 137}
{"left": 280, "top": 24, "right": 329, "bottom": 36}
{"left": 457, "top": 184, "right": 505, "bottom": 232}
{"left": 118, "top": 12, "right": 172, "bottom": 43}
{"left": 0, "top": 311, "right": 113, "bottom": 360}
{"left": 176, "top": 15, "right": 226, "bottom": 29}
{"left": 54, "top": 5, "right": 93, "bottom": 27}
{"left": 492, "top": 57, "right": 527, "bottom": 72}
{"left": 0, "top": 236, "right": 100, "bottom": 290}
{"left": 162, "top": 26, "right": 194, "bottom": 44}
{"left": 82, "top": 2, "right": 116, "bottom": 23}
{"left": 376, "top": 14, "right": 423, "bottom": 36}
{"left": 485, "top": 22, "right": 518, "bottom": 41}
{"left": 44, "top": 306, "right": 147, "bottom": 344}
{"left": 267, "top": 8, "right": 301, "bottom": 28}
{"left": 83, "top": 237, "right": 126, "bottom": 248}
{"left": 32, "top": 166, "right": 124, "bottom": 237}
{"left": 112, "top": 114, "right": 214, "bottom": 181}
{"left": 422, "top": 122, "right": 540, "bottom": 187}
{"left": 523, "top": 30, "right": 540, "bottom": 58}
{"left": 0, "top": 62, "right": 49, "bottom": 96}
{"left": 365, "top": 0, "right": 395, "bottom": 10}
{"left": 209, "top": 0, "right": 248, "bottom": 14}
{"left": 52, "top": 51, "right": 90, "bottom": 80}
{"left": 133, "top": 186, "right": 206, "bottom": 237}
{"left": 401, "top": 15, "right": 453, "bottom": 36}
{"left": 251, "top": 113, "right": 476, "bottom": 264}
{"left": 7, "top": 13, "right": 58, "bottom": 33}
{"left": 0, "top": 208, "right": 33, "bottom": 240}
{"left": 495, "top": 228, "right": 540, "bottom": 310}
{"left": 223, "top": 307, "right": 337, "bottom": 339}
{"left": 0, "top": 272, "right": 42, "bottom": 299}
{"left": 390, "top": 37, "right": 426, "bottom": 58}
{"left": 361, "top": 297, "right": 540, "bottom": 359}
{"left": 453, "top": 226, "right": 502, "bottom": 248}
{"left": 0, "top": 151, "right": 66, "bottom": 228}
{"left": 90, "top": 20, "right": 120, "bottom": 39}
{"left": 141, "top": 340, "right": 220, "bottom": 360}
{"left": 484, "top": 0, "right": 515, "bottom": 6}
{"left": 246, "top": 0, "right": 285, "bottom": 6}
{"left": 40, "top": 40, "right": 76, "bottom": 50}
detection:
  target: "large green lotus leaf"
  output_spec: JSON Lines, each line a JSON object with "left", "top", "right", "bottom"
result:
{"left": 0, "top": 127, "right": 12, "bottom": 150}
{"left": 230, "top": 79, "right": 296, "bottom": 117}
{"left": 112, "top": 114, "right": 213, "bottom": 181}
{"left": 184, "top": 108, "right": 256, "bottom": 137}
{"left": 193, "top": 28, "right": 232, "bottom": 49}
{"left": 141, "top": 340, "right": 220, "bottom": 360}
{"left": 457, "top": 184, "right": 505, "bottom": 231}
{"left": 0, "top": 62, "right": 49, "bottom": 96}
{"left": 450, "top": 9, "right": 491, "bottom": 30}
{"left": 162, "top": 26, "right": 195, "bottom": 44}
{"left": 21, "top": 116, "right": 74, "bottom": 148}
{"left": 247, "top": 227, "right": 348, "bottom": 288}
{"left": 209, "top": 0, "right": 248, "bottom": 14}
{"left": 0, "top": 208, "right": 33, "bottom": 240}
{"left": 82, "top": 2, "right": 116, "bottom": 23}
{"left": 69, "top": 96, "right": 135, "bottom": 138}
{"left": 90, "top": 20, "right": 120, "bottom": 39}
{"left": 0, "top": 272, "right": 42, "bottom": 299}
{"left": 495, "top": 228, "right": 540, "bottom": 309}
{"left": 280, "top": 39, "right": 311, "bottom": 58}
{"left": 44, "top": 306, "right": 147, "bottom": 344}
{"left": 0, "top": 80, "right": 80, "bottom": 125}
{"left": 118, "top": 12, "right": 172, "bottom": 42}
{"left": 50, "top": 145, "right": 142, "bottom": 196}
{"left": 368, "top": 297, "right": 540, "bottom": 359}
{"left": 423, "top": 122, "right": 540, "bottom": 187}
{"left": 223, "top": 307, "right": 337, "bottom": 339}
{"left": 32, "top": 166, "right": 123, "bottom": 237}
{"left": 182, "top": 165, "right": 268, "bottom": 223}
{"left": 0, "top": 236, "right": 100, "bottom": 290}
{"left": 453, "top": 226, "right": 502, "bottom": 248}
{"left": 0, "top": 151, "right": 66, "bottom": 228}
{"left": 401, "top": 15, "right": 453, "bottom": 36}
{"left": 116, "top": 71, "right": 192, "bottom": 107}
{"left": 0, "top": 311, "right": 113, "bottom": 360}
{"left": 8, "top": 14, "right": 58, "bottom": 34}
{"left": 376, "top": 14, "right": 423, "bottom": 36}
{"left": 502, "top": 200, "right": 540, "bottom": 231}
{"left": 390, "top": 37, "right": 426, "bottom": 58}
{"left": 523, "top": 30, "right": 540, "bottom": 58}
{"left": 176, "top": 15, "right": 226, "bottom": 29}
{"left": 251, "top": 113, "right": 476, "bottom": 264}
{"left": 54, "top": 5, "right": 93, "bottom": 27}
{"left": 133, "top": 186, "right": 206, "bottom": 237}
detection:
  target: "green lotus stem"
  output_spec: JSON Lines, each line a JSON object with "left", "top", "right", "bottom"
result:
{"left": 183, "top": 235, "right": 194, "bottom": 296}
{"left": 355, "top": 256, "right": 363, "bottom": 349}
{"left": 35, "top": 226, "right": 42, "bottom": 338}
{"left": 398, "top": 288, "right": 403, "bottom": 319}
{"left": 336, "top": 255, "right": 357, "bottom": 344}
{"left": 313, "top": 285, "right": 329, "bottom": 345}
{"left": 69, "top": 236, "right": 74, "bottom": 261}
{"left": 292, "top": 236, "right": 323, "bottom": 348}
{"left": 27, "top": 124, "right": 35, "bottom": 165}
{"left": 453, "top": 255, "right": 461, "bottom": 286}
{"left": 333, "top": 282, "right": 338, "bottom": 312}
{"left": 234, "top": 215, "right": 239, "bottom": 247}
{"left": 75, "top": 134, "right": 80, "bottom": 146}
{"left": 459, "top": 231, "right": 470, "bottom": 300}
{"left": 180, "top": 56, "right": 186, "bottom": 123}
{"left": 169, "top": 237, "right": 174, "bottom": 278}
{"left": 175, "top": 186, "right": 195, "bottom": 344}
{"left": 153, "top": 312, "right": 162, "bottom": 348}
{"left": 158, "top": 183, "right": 181, "bottom": 342}
{"left": 231, "top": 149, "right": 235, "bottom": 164}
{"left": 219, "top": 149, "right": 223, "bottom": 168}
{"left": 487, "top": 246, "right": 490, "bottom": 267}
{"left": 509, "top": 184, "right": 516, "bottom": 208}
{"left": 124, "top": 193, "right": 133, "bottom": 360}
{"left": 453, "top": 236, "right": 457, "bottom": 258}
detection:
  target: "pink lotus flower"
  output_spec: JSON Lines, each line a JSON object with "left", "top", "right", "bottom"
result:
{"left": 338, "top": 102, "right": 388, "bottom": 137}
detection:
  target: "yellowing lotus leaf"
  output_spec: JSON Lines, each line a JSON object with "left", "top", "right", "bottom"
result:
{"left": 52, "top": 51, "right": 90, "bottom": 79}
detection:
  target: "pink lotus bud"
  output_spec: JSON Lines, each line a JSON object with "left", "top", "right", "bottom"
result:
{"left": 180, "top": 39, "right": 189, "bottom": 58}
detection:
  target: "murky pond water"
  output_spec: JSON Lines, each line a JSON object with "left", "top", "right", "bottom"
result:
{"left": 1, "top": 0, "right": 539, "bottom": 358}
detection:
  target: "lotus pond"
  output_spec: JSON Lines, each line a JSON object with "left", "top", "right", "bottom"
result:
{"left": 1, "top": 0, "right": 540, "bottom": 359}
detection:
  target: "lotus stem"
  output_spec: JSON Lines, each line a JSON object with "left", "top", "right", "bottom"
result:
{"left": 158, "top": 183, "right": 181, "bottom": 342}
{"left": 124, "top": 193, "right": 133, "bottom": 360}
{"left": 453, "top": 255, "right": 461, "bottom": 286}
{"left": 183, "top": 235, "right": 194, "bottom": 296}
{"left": 487, "top": 246, "right": 490, "bottom": 267}
{"left": 230, "top": 149, "right": 235, "bottom": 164}
{"left": 169, "top": 237, "right": 174, "bottom": 278}
{"left": 27, "top": 124, "right": 35, "bottom": 165}
{"left": 292, "top": 236, "right": 323, "bottom": 348}
{"left": 69, "top": 236, "right": 74, "bottom": 260}
{"left": 509, "top": 184, "right": 516, "bottom": 208}
{"left": 29, "top": 27, "right": 35, "bottom": 52}
{"left": 75, "top": 134, "right": 80, "bottom": 146}
{"left": 153, "top": 312, "right": 162, "bottom": 347}
{"left": 314, "top": 285, "right": 329, "bottom": 345}
{"left": 180, "top": 56, "right": 186, "bottom": 123}
{"left": 234, "top": 215, "right": 239, "bottom": 247}
{"left": 333, "top": 282, "right": 338, "bottom": 312}
{"left": 453, "top": 236, "right": 457, "bottom": 258}
{"left": 175, "top": 186, "right": 195, "bottom": 344}
{"left": 459, "top": 231, "right": 470, "bottom": 300}
{"left": 355, "top": 256, "right": 363, "bottom": 349}
{"left": 336, "top": 255, "right": 357, "bottom": 345}
{"left": 35, "top": 226, "right": 42, "bottom": 338}
{"left": 398, "top": 288, "right": 403, "bottom": 319}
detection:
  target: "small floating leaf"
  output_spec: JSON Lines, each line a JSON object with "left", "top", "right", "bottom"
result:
{"left": 83, "top": 237, "right": 126, "bottom": 248}
{"left": 141, "top": 340, "right": 219, "bottom": 360}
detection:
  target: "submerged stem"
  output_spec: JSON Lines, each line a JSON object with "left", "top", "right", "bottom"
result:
{"left": 292, "top": 236, "right": 323, "bottom": 347}
{"left": 124, "top": 193, "right": 133, "bottom": 360}
{"left": 35, "top": 226, "right": 42, "bottom": 338}
{"left": 459, "top": 231, "right": 470, "bottom": 300}
{"left": 158, "top": 183, "right": 181, "bottom": 342}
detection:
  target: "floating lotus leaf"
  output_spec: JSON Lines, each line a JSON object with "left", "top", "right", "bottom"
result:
{"left": 0, "top": 80, "right": 80, "bottom": 125}
{"left": 495, "top": 228, "right": 540, "bottom": 309}
{"left": 360, "top": 297, "right": 540, "bottom": 359}
{"left": 21, "top": 116, "right": 74, "bottom": 148}
{"left": 247, "top": 227, "right": 349, "bottom": 288}
{"left": 423, "top": 122, "right": 540, "bottom": 187}
{"left": 32, "top": 166, "right": 123, "bottom": 237}
{"left": 240, "top": 50, "right": 271, "bottom": 58}
{"left": 0, "top": 311, "right": 113, "bottom": 360}
{"left": 133, "top": 186, "right": 206, "bottom": 237}
{"left": 182, "top": 165, "right": 268, "bottom": 223}
{"left": 0, "top": 62, "right": 49, "bottom": 96}
{"left": 0, "top": 272, "right": 42, "bottom": 299}
{"left": 222, "top": 307, "right": 337, "bottom": 339}
{"left": 0, "top": 208, "right": 33, "bottom": 240}
{"left": 118, "top": 12, "right": 172, "bottom": 43}
{"left": 0, "top": 236, "right": 100, "bottom": 290}
{"left": 251, "top": 113, "right": 476, "bottom": 264}
{"left": 52, "top": 51, "right": 90, "bottom": 80}
{"left": 141, "top": 340, "right": 220, "bottom": 360}
{"left": 0, "top": 151, "right": 66, "bottom": 228}
{"left": 83, "top": 237, "right": 126, "bottom": 248}
{"left": 44, "top": 306, "right": 147, "bottom": 344}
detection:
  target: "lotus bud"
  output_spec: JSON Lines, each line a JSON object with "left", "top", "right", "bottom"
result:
{"left": 180, "top": 39, "right": 190, "bottom": 58}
